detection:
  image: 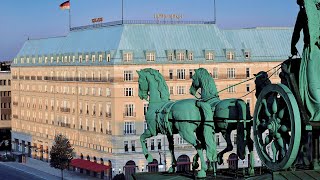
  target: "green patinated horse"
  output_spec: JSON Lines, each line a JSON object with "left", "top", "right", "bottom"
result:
{"left": 190, "top": 68, "right": 255, "bottom": 175}
{"left": 137, "top": 68, "right": 216, "bottom": 178}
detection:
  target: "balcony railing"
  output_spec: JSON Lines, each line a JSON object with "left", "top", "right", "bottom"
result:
{"left": 106, "top": 130, "right": 112, "bottom": 135}
{"left": 13, "top": 102, "right": 18, "bottom": 106}
{"left": 124, "top": 130, "right": 136, "bottom": 135}
{"left": 60, "top": 123, "right": 71, "bottom": 128}
{"left": 60, "top": 107, "right": 70, "bottom": 113}
{"left": 105, "top": 113, "right": 111, "bottom": 118}
{"left": 123, "top": 112, "right": 136, "bottom": 118}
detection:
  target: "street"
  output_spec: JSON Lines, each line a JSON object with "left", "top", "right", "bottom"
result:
{"left": 0, "top": 163, "right": 54, "bottom": 180}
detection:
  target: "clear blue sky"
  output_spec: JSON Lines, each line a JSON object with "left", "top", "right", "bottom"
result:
{"left": 0, "top": 0, "right": 299, "bottom": 60}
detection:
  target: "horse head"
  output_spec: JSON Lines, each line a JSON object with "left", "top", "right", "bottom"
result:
{"left": 254, "top": 71, "right": 271, "bottom": 98}
{"left": 190, "top": 68, "right": 218, "bottom": 100}
{"left": 137, "top": 70, "right": 149, "bottom": 101}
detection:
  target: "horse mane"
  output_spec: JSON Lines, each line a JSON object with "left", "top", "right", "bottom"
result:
{"left": 195, "top": 68, "right": 218, "bottom": 98}
{"left": 254, "top": 71, "right": 271, "bottom": 98}
{"left": 142, "top": 68, "right": 170, "bottom": 100}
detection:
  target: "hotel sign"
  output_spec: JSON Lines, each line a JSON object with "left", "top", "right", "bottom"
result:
{"left": 154, "top": 14, "right": 183, "bottom": 20}
{"left": 92, "top": 17, "right": 104, "bottom": 23}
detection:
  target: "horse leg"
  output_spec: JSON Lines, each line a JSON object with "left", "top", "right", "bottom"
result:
{"left": 140, "top": 129, "right": 154, "bottom": 163}
{"left": 247, "top": 127, "right": 255, "bottom": 176}
{"left": 167, "top": 135, "right": 177, "bottom": 173}
{"left": 217, "top": 131, "right": 233, "bottom": 165}
{"left": 179, "top": 128, "right": 207, "bottom": 178}
{"left": 192, "top": 153, "right": 200, "bottom": 170}
{"left": 236, "top": 100, "right": 247, "bottom": 160}
{"left": 203, "top": 124, "right": 216, "bottom": 174}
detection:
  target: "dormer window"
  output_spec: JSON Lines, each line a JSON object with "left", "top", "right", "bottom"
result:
{"left": 188, "top": 52, "right": 193, "bottom": 61}
{"left": 79, "top": 55, "right": 83, "bottom": 63}
{"left": 146, "top": 52, "right": 155, "bottom": 62}
{"left": 205, "top": 52, "right": 214, "bottom": 60}
{"left": 226, "top": 51, "right": 235, "bottom": 60}
{"left": 107, "top": 54, "right": 111, "bottom": 62}
{"left": 123, "top": 52, "right": 133, "bottom": 62}
{"left": 27, "top": 58, "right": 30, "bottom": 63}
{"left": 176, "top": 52, "right": 185, "bottom": 61}
{"left": 72, "top": 56, "right": 75, "bottom": 62}
{"left": 92, "top": 55, "right": 96, "bottom": 62}
{"left": 167, "top": 52, "right": 174, "bottom": 61}
{"left": 21, "top": 58, "right": 25, "bottom": 64}
{"left": 244, "top": 51, "right": 250, "bottom": 59}
{"left": 99, "top": 54, "right": 103, "bottom": 62}
{"left": 51, "top": 57, "right": 54, "bottom": 63}
{"left": 57, "top": 56, "right": 60, "bottom": 63}
{"left": 85, "top": 55, "right": 89, "bottom": 62}
{"left": 45, "top": 57, "right": 48, "bottom": 63}
{"left": 64, "top": 56, "right": 68, "bottom": 62}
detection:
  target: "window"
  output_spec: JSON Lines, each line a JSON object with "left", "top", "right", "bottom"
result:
{"left": 124, "top": 141, "right": 128, "bottom": 152}
{"left": 189, "top": 69, "right": 195, "bottom": 79}
{"left": 151, "top": 139, "right": 155, "bottom": 150}
{"left": 178, "top": 137, "right": 187, "bottom": 144}
{"left": 146, "top": 52, "right": 155, "bottom": 62}
{"left": 167, "top": 52, "right": 174, "bottom": 61}
{"left": 72, "top": 56, "right": 75, "bottom": 62}
{"left": 246, "top": 98, "right": 251, "bottom": 109}
{"left": 227, "top": 68, "right": 235, "bottom": 79}
{"left": 143, "top": 103, "right": 149, "bottom": 116}
{"left": 92, "top": 55, "right": 96, "bottom": 62}
{"left": 106, "top": 88, "right": 111, "bottom": 97}
{"left": 205, "top": 51, "right": 214, "bottom": 60}
{"left": 216, "top": 135, "right": 220, "bottom": 146}
{"left": 144, "top": 121, "right": 148, "bottom": 132}
{"left": 169, "top": 70, "right": 173, "bottom": 80}
{"left": 212, "top": 68, "right": 218, "bottom": 79}
{"left": 79, "top": 55, "right": 83, "bottom": 63}
{"left": 169, "top": 86, "right": 174, "bottom": 95}
{"left": 177, "top": 69, "right": 185, "bottom": 80}
{"left": 124, "top": 71, "right": 133, "bottom": 81}
{"left": 131, "top": 140, "right": 136, "bottom": 152}
{"left": 244, "top": 51, "right": 250, "bottom": 59}
{"left": 123, "top": 52, "right": 133, "bottom": 62}
{"left": 227, "top": 51, "right": 235, "bottom": 60}
{"left": 98, "top": 54, "right": 103, "bottom": 62}
{"left": 246, "top": 84, "right": 250, "bottom": 92}
{"left": 188, "top": 52, "right": 193, "bottom": 61}
{"left": 246, "top": 68, "right": 250, "bottom": 78}
{"left": 176, "top": 86, "right": 186, "bottom": 95}
{"left": 227, "top": 85, "right": 235, "bottom": 93}
{"left": 124, "top": 122, "right": 135, "bottom": 134}
{"left": 176, "top": 52, "right": 185, "bottom": 61}
{"left": 107, "top": 54, "right": 111, "bottom": 62}
{"left": 124, "top": 104, "right": 134, "bottom": 117}
{"left": 85, "top": 55, "right": 89, "bottom": 62}
{"left": 124, "top": 88, "right": 134, "bottom": 97}
{"left": 157, "top": 139, "right": 162, "bottom": 150}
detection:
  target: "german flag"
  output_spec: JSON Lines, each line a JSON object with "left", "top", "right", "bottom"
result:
{"left": 60, "top": 1, "right": 70, "bottom": 10}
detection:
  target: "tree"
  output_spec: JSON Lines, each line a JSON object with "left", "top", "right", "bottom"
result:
{"left": 50, "top": 134, "right": 74, "bottom": 180}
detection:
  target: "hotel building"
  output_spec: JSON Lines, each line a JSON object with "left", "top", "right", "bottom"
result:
{"left": 11, "top": 21, "right": 301, "bottom": 179}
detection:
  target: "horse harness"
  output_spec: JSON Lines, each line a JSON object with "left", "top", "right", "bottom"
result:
{"left": 155, "top": 101, "right": 175, "bottom": 136}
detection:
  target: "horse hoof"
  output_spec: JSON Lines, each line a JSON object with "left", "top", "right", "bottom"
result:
{"left": 168, "top": 167, "right": 175, "bottom": 173}
{"left": 145, "top": 154, "right": 153, "bottom": 163}
{"left": 192, "top": 162, "right": 199, "bottom": 170}
{"left": 217, "top": 156, "right": 223, "bottom": 165}
{"left": 197, "top": 170, "right": 206, "bottom": 178}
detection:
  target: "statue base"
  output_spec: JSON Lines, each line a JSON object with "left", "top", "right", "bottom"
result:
{"left": 272, "top": 170, "right": 320, "bottom": 180}
{"left": 132, "top": 170, "right": 273, "bottom": 180}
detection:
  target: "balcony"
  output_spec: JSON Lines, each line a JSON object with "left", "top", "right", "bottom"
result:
{"left": 123, "top": 112, "right": 136, "bottom": 118}
{"left": 60, "top": 123, "right": 71, "bottom": 128}
{"left": 106, "top": 130, "right": 112, "bottom": 135}
{"left": 124, "top": 130, "right": 136, "bottom": 135}
{"left": 13, "top": 102, "right": 18, "bottom": 106}
{"left": 105, "top": 113, "right": 111, "bottom": 118}
{"left": 60, "top": 107, "right": 71, "bottom": 113}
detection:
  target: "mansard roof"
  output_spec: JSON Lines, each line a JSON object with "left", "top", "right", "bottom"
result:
{"left": 14, "top": 23, "right": 303, "bottom": 66}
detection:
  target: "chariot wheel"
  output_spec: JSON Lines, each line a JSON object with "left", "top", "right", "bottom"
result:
{"left": 253, "top": 84, "right": 301, "bottom": 171}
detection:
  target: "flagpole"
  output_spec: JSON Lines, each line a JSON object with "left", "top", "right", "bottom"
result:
{"left": 122, "top": 0, "right": 124, "bottom": 24}
{"left": 69, "top": 0, "right": 71, "bottom": 30}
{"left": 214, "top": 0, "right": 216, "bottom": 24}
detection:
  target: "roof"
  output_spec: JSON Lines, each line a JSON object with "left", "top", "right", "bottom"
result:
{"left": 70, "top": 159, "right": 110, "bottom": 172}
{"left": 14, "top": 23, "right": 303, "bottom": 67}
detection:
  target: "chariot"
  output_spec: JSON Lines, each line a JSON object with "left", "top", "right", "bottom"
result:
{"left": 253, "top": 0, "right": 320, "bottom": 172}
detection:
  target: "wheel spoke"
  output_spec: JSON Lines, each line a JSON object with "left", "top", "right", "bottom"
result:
{"left": 272, "top": 96, "right": 278, "bottom": 114}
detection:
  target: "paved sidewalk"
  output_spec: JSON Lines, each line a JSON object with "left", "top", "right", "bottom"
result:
{"left": 0, "top": 157, "right": 99, "bottom": 180}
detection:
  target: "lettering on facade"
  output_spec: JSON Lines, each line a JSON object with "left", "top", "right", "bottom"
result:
{"left": 154, "top": 13, "right": 183, "bottom": 20}
{"left": 92, "top": 17, "right": 104, "bottom": 23}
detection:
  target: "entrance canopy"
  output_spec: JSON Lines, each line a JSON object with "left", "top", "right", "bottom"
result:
{"left": 71, "top": 159, "right": 110, "bottom": 172}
